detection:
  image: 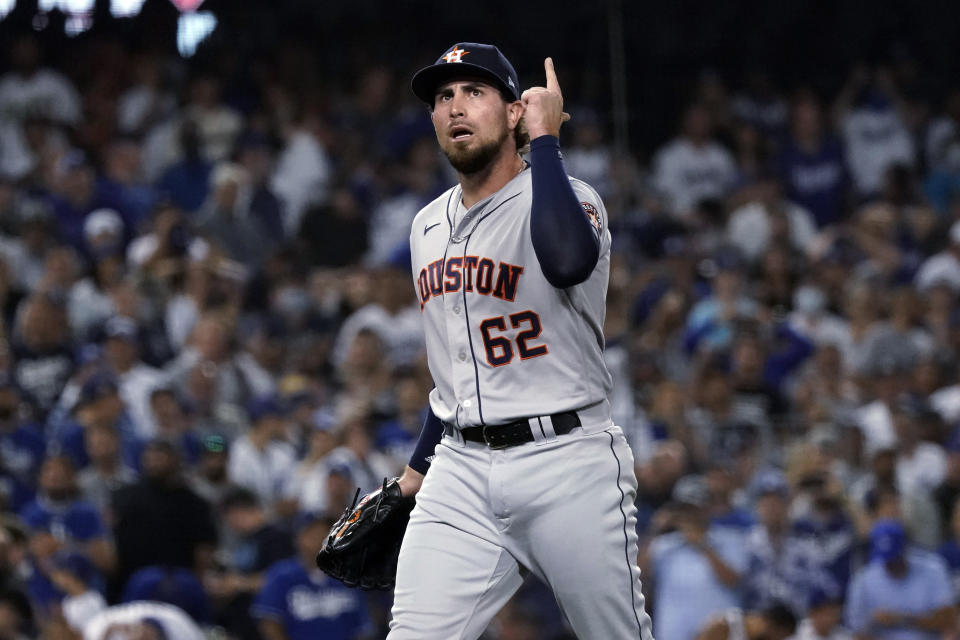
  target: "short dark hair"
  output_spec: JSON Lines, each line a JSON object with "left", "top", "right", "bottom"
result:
{"left": 763, "top": 602, "right": 798, "bottom": 634}
{"left": 220, "top": 487, "right": 261, "bottom": 512}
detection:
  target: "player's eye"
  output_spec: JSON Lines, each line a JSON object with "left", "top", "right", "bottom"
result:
{"left": 471, "top": 88, "right": 482, "bottom": 97}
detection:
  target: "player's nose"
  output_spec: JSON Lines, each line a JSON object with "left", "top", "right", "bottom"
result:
{"left": 447, "top": 91, "right": 467, "bottom": 117}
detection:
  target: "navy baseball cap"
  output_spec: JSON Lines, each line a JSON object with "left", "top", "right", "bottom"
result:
{"left": 77, "top": 373, "right": 119, "bottom": 407}
{"left": 411, "top": 42, "right": 520, "bottom": 106}
{"left": 870, "top": 519, "right": 906, "bottom": 562}
{"left": 247, "top": 395, "right": 287, "bottom": 423}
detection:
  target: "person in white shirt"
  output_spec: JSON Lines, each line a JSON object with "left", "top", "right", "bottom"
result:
{"left": 726, "top": 178, "right": 818, "bottom": 264}
{"left": 653, "top": 102, "right": 738, "bottom": 220}
{"left": 891, "top": 402, "right": 947, "bottom": 496}
{"left": 834, "top": 67, "right": 915, "bottom": 197}
{"left": 226, "top": 396, "right": 296, "bottom": 509}
{"left": 331, "top": 264, "right": 425, "bottom": 371}
{"left": 100, "top": 316, "right": 165, "bottom": 439}
{"left": 788, "top": 590, "right": 853, "bottom": 640}
{"left": 0, "top": 35, "right": 82, "bottom": 180}
{"left": 916, "top": 220, "right": 960, "bottom": 293}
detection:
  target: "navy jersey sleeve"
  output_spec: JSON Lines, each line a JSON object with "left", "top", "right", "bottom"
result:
{"left": 528, "top": 135, "right": 601, "bottom": 288}
{"left": 407, "top": 406, "right": 444, "bottom": 475}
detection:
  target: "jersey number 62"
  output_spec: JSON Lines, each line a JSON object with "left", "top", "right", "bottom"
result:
{"left": 479, "top": 310, "right": 548, "bottom": 367}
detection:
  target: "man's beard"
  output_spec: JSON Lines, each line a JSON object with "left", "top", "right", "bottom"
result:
{"left": 442, "top": 130, "right": 508, "bottom": 175}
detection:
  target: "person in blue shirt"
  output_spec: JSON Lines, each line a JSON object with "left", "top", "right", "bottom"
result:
{"left": 19, "top": 454, "right": 116, "bottom": 575}
{"left": 0, "top": 378, "right": 45, "bottom": 486}
{"left": 643, "top": 475, "right": 748, "bottom": 640}
{"left": 776, "top": 94, "right": 848, "bottom": 228}
{"left": 252, "top": 512, "right": 373, "bottom": 640}
{"left": 54, "top": 373, "right": 144, "bottom": 472}
{"left": 846, "top": 519, "right": 956, "bottom": 640}
{"left": 939, "top": 496, "right": 960, "bottom": 600}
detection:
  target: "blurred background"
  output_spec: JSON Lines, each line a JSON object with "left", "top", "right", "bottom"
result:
{"left": 0, "top": 0, "right": 957, "bottom": 638}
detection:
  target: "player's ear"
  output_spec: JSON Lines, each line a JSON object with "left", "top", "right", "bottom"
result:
{"left": 506, "top": 100, "right": 524, "bottom": 130}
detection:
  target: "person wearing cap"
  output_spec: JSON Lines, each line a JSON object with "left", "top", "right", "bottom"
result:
{"left": 389, "top": 42, "right": 653, "bottom": 638}
{"left": 644, "top": 474, "right": 748, "bottom": 640}
{"left": 845, "top": 519, "right": 955, "bottom": 639}
{"left": 226, "top": 395, "right": 296, "bottom": 508}
{"left": 252, "top": 512, "right": 372, "bottom": 640}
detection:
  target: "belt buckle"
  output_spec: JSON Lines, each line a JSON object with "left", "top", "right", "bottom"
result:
{"left": 482, "top": 425, "right": 510, "bottom": 450}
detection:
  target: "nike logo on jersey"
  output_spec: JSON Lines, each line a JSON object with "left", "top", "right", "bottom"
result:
{"left": 417, "top": 256, "right": 524, "bottom": 309}
{"left": 424, "top": 223, "right": 441, "bottom": 235}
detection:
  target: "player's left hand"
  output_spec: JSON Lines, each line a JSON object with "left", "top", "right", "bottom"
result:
{"left": 521, "top": 57, "right": 571, "bottom": 139}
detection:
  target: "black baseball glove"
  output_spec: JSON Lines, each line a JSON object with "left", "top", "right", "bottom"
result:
{"left": 315, "top": 478, "right": 416, "bottom": 590}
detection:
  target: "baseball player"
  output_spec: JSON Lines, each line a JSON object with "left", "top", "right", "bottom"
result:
{"left": 381, "top": 42, "right": 655, "bottom": 639}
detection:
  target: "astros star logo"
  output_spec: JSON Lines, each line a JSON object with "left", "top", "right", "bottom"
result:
{"left": 442, "top": 46, "right": 470, "bottom": 63}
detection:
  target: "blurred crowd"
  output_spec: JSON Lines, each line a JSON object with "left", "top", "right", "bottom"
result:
{"left": 0, "top": 20, "right": 959, "bottom": 640}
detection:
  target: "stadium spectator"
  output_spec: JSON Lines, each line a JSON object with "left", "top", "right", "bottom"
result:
{"left": 652, "top": 103, "right": 737, "bottom": 220}
{"left": 111, "top": 438, "right": 217, "bottom": 588}
{"left": 76, "top": 422, "right": 136, "bottom": 515}
{"left": 227, "top": 395, "right": 296, "bottom": 508}
{"left": 788, "top": 588, "right": 853, "bottom": 640}
{"left": 845, "top": 519, "right": 955, "bottom": 639}
{"left": 696, "top": 603, "right": 798, "bottom": 640}
{"left": 644, "top": 475, "right": 747, "bottom": 640}
{"left": 252, "top": 511, "right": 373, "bottom": 640}
{"left": 211, "top": 487, "right": 294, "bottom": 640}
{"left": 20, "top": 454, "right": 115, "bottom": 574}
{"left": 777, "top": 93, "right": 848, "bottom": 228}
{"left": 835, "top": 66, "right": 916, "bottom": 198}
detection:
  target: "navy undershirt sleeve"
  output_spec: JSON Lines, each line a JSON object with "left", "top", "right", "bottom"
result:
{"left": 528, "top": 134, "right": 601, "bottom": 288}
{"left": 407, "top": 405, "right": 444, "bottom": 475}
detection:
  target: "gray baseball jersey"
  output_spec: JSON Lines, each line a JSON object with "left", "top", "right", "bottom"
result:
{"left": 393, "top": 165, "right": 654, "bottom": 639}
{"left": 409, "top": 166, "right": 613, "bottom": 429}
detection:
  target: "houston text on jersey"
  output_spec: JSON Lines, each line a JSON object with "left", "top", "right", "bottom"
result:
{"left": 416, "top": 257, "right": 524, "bottom": 310}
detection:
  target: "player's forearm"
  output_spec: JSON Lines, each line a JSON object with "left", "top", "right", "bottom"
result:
{"left": 529, "top": 135, "right": 600, "bottom": 288}
{"left": 406, "top": 406, "right": 444, "bottom": 480}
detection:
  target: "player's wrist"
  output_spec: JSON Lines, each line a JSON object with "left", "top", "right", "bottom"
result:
{"left": 528, "top": 134, "right": 560, "bottom": 148}
{"left": 397, "top": 467, "right": 425, "bottom": 497}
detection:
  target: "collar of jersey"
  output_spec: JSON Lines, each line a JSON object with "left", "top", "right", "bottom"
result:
{"left": 450, "top": 166, "right": 529, "bottom": 240}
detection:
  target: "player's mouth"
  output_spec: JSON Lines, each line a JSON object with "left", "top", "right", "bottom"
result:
{"left": 449, "top": 126, "right": 474, "bottom": 141}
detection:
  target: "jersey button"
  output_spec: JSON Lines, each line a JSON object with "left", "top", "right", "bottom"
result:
{"left": 458, "top": 351, "right": 467, "bottom": 361}
{"left": 453, "top": 305, "right": 461, "bottom": 314}
{"left": 463, "top": 399, "right": 473, "bottom": 408}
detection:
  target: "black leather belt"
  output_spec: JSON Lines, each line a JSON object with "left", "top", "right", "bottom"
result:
{"left": 446, "top": 411, "right": 581, "bottom": 450}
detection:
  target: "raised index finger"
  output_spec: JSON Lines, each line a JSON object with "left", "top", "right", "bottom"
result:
{"left": 545, "top": 57, "right": 561, "bottom": 95}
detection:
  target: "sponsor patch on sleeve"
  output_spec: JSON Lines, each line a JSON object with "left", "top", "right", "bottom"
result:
{"left": 581, "top": 202, "right": 602, "bottom": 234}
